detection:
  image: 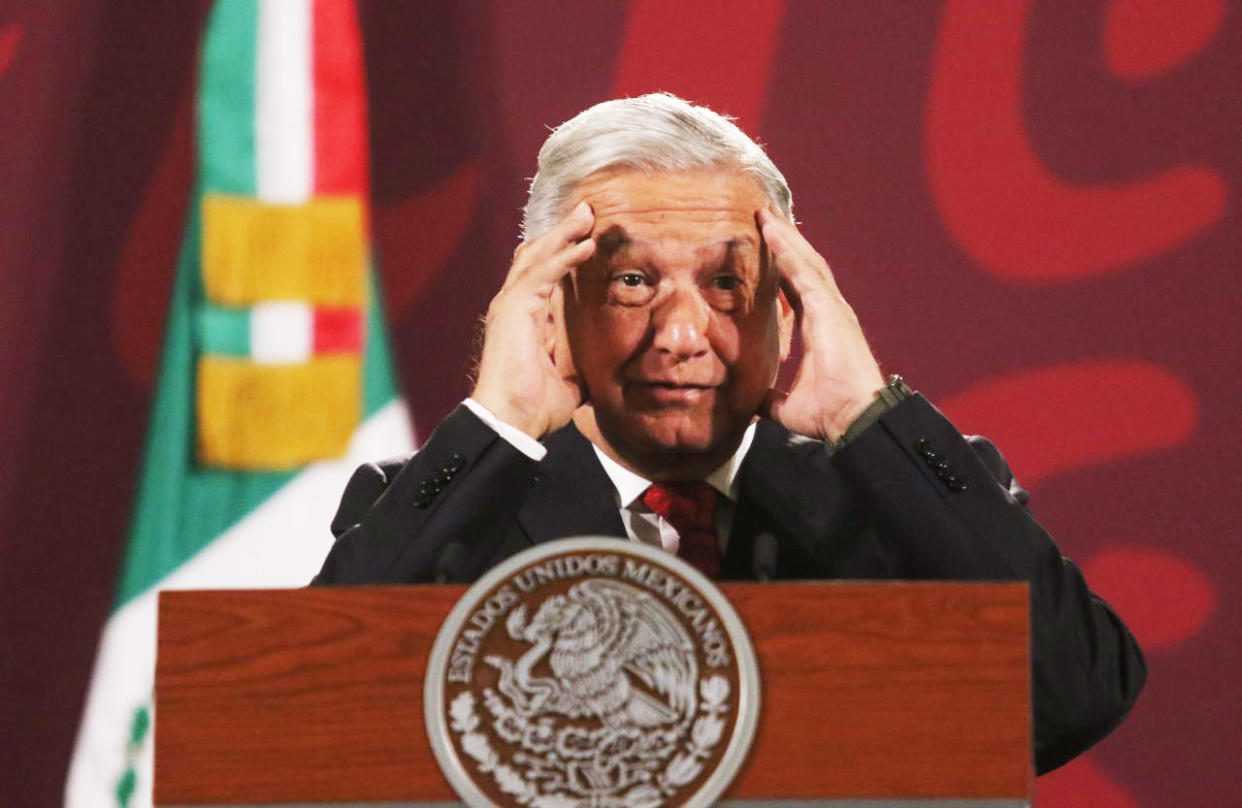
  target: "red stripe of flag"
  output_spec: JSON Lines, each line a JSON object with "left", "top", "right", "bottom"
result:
{"left": 313, "top": 306, "right": 365, "bottom": 354}
{"left": 313, "top": 0, "right": 367, "bottom": 197}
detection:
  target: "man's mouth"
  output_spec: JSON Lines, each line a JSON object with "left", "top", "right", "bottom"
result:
{"left": 634, "top": 381, "right": 717, "bottom": 404}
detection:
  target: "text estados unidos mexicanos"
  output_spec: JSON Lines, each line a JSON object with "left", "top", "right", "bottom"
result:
{"left": 446, "top": 554, "right": 732, "bottom": 683}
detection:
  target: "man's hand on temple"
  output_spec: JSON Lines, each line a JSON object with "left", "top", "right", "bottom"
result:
{"left": 472, "top": 202, "right": 597, "bottom": 440}
{"left": 757, "top": 206, "right": 886, "bottom": 442}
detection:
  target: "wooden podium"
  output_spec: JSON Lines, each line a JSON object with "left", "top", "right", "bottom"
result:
{"left": 155, "top": 582, "right": 1032, "bottom": 806}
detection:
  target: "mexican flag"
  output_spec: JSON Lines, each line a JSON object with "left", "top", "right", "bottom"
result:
{"left": 64, "top": 2, "right": 414, "bottom": 805}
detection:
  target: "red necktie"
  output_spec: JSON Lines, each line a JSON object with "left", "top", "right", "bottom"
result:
{"left": 641, "top": 482, "right": 722, "bottom": 578}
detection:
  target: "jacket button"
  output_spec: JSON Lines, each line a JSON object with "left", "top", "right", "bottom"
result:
{"left": 947, "top": 477, "right": 968, "bottom": 492}
{"left": 435, "top": 468, "right": 454, "bottom": 486}
{"left": 414, "top": 489, "right": 434, "bottom": 508}
{"left": 448, "top": 452, "right": 466, "bottom": 472}
{"left": 913, "top": 439, "right": 934, "bottom": 454}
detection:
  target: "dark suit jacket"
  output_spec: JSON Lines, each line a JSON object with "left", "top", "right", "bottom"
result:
{"left": 313, "top": 393, "right": 1145, "bottom": 774}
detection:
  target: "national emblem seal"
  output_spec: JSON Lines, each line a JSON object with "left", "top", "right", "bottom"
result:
{"left": 425, "top": 537, "right": 760, "bottom": 808}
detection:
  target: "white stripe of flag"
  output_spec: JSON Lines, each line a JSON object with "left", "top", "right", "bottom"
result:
{"left": 250, "top": 301, "right": 313, "bottom": 364}
{"left": 255, "top": 0, "right": 313, "bottom": 203}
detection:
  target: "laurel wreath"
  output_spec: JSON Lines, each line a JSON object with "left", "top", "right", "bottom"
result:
{"left": 449, "top": 674, "right": 730, "bottom": 808}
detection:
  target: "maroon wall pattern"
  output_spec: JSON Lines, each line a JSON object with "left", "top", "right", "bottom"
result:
{"left": 1, "top": 2, "right": 1237, "bottom": 805}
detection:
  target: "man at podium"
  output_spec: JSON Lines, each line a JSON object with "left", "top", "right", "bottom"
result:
{"left": 313, "top": 93, "right": 1144, "bottom": 773}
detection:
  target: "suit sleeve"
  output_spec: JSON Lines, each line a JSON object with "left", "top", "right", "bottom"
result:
{"left": 311, "top": 404, "right": 540, "bottom": 584}
{"left": 832, "top": 393, "right": 1146, "bottom": 774}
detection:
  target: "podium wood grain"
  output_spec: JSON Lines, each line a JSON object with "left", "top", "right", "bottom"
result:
{"left": 155, "top": 582, "right": 1030, "bottom": 805}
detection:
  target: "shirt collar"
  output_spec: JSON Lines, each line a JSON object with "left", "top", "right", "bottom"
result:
{"left": 589, "top": 421, "right": 759, "bottom": 508}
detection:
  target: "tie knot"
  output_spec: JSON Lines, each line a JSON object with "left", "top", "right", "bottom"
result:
{"left": 642, "top": 482, "right": 721, "bottom": 578}
{"left": 642, "top": 482, "right": 718, "bottom": 533}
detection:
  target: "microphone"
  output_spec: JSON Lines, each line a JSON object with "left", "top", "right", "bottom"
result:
{"left": 752, "top": 532, "right": 778, "bottom": 582}
{"left": 434, "top": 541, "right": 467, "bottom": 584}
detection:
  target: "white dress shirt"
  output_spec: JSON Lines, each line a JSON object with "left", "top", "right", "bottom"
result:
{"left": 463, "top": 398, "right": 758, "bottom": 554}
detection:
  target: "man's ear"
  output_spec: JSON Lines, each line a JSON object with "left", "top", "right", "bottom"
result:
{"left": 777, "top": 289, "right": 794, "bottom": 362}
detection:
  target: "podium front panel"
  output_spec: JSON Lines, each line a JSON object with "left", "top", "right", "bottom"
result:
{"left": 156, "top": 582, "right": 1030, "bottom": 805}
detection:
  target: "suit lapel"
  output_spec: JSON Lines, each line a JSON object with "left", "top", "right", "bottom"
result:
{"left": 517, "top": 421, "right": 628, "bottom": 546}
{"left": 722, "top": 420, "right": 846, "bottom": 580}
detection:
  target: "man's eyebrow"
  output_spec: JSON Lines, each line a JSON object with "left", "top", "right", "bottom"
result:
{"left": 690, "top": 240, "right": 758, "bottom": 277}
{"left": 599, "top": 233, "right": 755, "bottom": 256}
{"left": 698, "top": 238, "right": 756, "bottom": 263}
{"left": 595, "top": 228, "right": 632, "bottom": 257}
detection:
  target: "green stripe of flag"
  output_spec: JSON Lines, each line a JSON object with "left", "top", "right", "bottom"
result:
{"left": 361, "top": 267, "right": 401, "bottom": 415}
{"left": 199, "top": 0, "right": 257, "bottom": 195}
{"left": 195, "top": 304, "right": 251, "bottom": 356}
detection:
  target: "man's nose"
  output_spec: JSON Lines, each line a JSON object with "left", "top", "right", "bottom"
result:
{"left": 651, "top": 286, "right": 710, "bottom": 359}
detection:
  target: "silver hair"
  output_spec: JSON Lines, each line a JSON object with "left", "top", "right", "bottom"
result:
{"left": 521, "top": 92, "right": 793, "bottom": 241}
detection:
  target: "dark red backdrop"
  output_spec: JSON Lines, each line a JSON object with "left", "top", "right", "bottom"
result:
{"left": 2, "top": 2, "right": 1237, "bottom": 806}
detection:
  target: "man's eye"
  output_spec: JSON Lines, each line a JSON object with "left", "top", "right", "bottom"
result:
{"left": 607, "top": 272, "right": 656, "bottom": 305}
{"left": 704, "top": 274, "right": 748, "bottom": 312}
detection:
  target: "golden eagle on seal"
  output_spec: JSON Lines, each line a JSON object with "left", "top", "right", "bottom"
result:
{"left": 485, "top": 579, "right": 698, "bottom": 729}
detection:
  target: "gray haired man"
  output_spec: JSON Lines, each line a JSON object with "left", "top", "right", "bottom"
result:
{"left": 315, "top": 93, "right": 1145, "bottom": 774}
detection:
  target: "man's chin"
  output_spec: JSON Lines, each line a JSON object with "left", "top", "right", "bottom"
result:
{"left": 619, "top": 410, "right": 715, "bottom": 446}
{"left": 598, "top": 412, "right": 744, "bottom": 474}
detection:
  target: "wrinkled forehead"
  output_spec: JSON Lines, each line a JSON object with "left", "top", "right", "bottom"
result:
{"left": 569, "top": 168, "right": 767, "bottom": 252}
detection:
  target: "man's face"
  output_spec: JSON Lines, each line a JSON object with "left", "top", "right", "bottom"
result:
{"left": 562, "top": 169, "right": 792, "bottom": 478}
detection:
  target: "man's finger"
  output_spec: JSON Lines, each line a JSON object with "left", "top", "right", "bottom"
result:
{"left": 759, "top": 206, "right": 819, "bottom": 276}
{"left": 758, "top": 205, "right": 818, "bottom": 262}
{"left": 513, "top": 202, "right": 594, "bottom": 270}
{"left": 504, "top": 202, "right": 596, "bottom": 292}
{"left": 547, "top": 284, "right": 569, "bottom": 355}
{"left": 758, "top": 206, "right": 840, "bottom": 300}
{"left": 758, "top": 209, "right": 808, "bottom": 313}
{"left": 533, "top": 234, "right": 596, "bottom": 287}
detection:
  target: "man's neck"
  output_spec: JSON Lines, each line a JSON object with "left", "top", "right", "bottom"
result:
{"left": 572, "top": 406, "right": 749, "bottom": 483}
